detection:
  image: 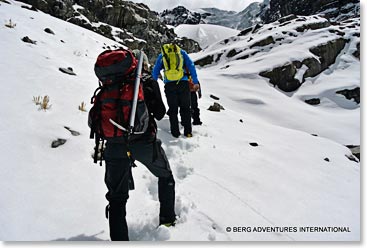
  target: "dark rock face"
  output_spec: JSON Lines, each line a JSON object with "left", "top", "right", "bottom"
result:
{"left": 347, "top": 145, "right": 360, "bottom": 160}
{"left": 309, "top": 37, "right": 347, "bottom": 72}
{"left": 278, "top": 14, "right": 297, "bottom": 24}
{"left": 18, "top": 0, "right": 200, "bottom": 62}
{"left": 195, "top": 55, "right": 214, "bottom": 67}
{"left": 353, "top": 42, "right": 360, "bottom": 60}
{"left": 336, "top": 87, "right": 360, "bottom": 104}
{"left": 260, "top": 63, "right": 301, "bottom": 92}
{"left": 262, "top": 0, "right": 359, "bottom": 23}
{"left": 260, "top": 37, "right": 347, "bottom": 92}
{"left": 250, "top": 36, "right": 275, "bottom": 48}
{"left": 160, "top": 6, "right": 202, "bottom": 26}
{"left": 295, "top": 20, "right": 331, "bottom": 32}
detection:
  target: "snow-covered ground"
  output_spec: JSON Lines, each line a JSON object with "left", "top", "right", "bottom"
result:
{"left": 175, "top": 24, "right": 239, "bottom": 48}
{"left": 0, "top": 1, "right": 360, "bottom": 242}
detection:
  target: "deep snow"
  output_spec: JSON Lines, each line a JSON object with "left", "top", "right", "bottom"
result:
{"left": 0, "top": 0, "right": 360, "bottom": 242}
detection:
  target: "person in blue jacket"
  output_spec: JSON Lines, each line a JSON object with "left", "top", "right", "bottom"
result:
{"left": 152, "top": 43, "right": 200, "bottom": 138}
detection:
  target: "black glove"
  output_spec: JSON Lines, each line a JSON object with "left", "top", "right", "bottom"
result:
{"left": 198, "top": 82, "right": 202, "bottom": 99}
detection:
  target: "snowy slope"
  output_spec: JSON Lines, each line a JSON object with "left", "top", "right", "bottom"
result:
{"left": 174, "top": 24, "right": 239, "bottom": 49}
{"left": 0, "top": 1, "right": 360, "bottom": 242}
{"left": 191, "top": 15, "right": 360, "bottom": 145}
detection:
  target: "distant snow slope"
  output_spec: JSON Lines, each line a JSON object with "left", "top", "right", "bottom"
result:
{"left": 175, "top": 24, "right": 239, "bottom": 48}
{"left": 0, "top": 1, "right": 360, "bottom": 242}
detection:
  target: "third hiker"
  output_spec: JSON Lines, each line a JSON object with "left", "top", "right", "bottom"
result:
{"left": 152, "top": 42, "right": 200, "bottom": 138}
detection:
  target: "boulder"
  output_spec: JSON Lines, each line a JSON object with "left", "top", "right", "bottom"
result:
{"left": 347, "top": 145, "right": 360, "bottom": 160}
{"left": 250, "top": 36, "right": 275, "bottom": 48}
{"left": 336, "top": 87, "right": 360, "bottom": 104}
{"left": 259, "top": 63, "right": 301, "bottom": 92}
{"left": 21, "top": 36, "right": 37, "bottom": 44}
{"left": 305, "top": 98, "right": 321, "bottom": 105}
{"left": 44, "top": 28, "right": 55, "bottom": 35}
{"left": 51, "top": 139, "right": 67, "bottom": 148}
{"left": 227, "top": 49, "right": 240, "bottom": 58}
{"left": 195, "top": 55, "right": 214, "bottom": 67}
{"left": 59, "top": 67, "right": 76, "bottom": 76}
{"left": 64, "top": 126, "right": 81, "bottom": 136}
{"left": 208, "top": 102, "right": 225, "bottom": 112}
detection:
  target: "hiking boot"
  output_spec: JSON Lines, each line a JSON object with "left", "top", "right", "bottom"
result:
{"left": 159, "top": 216, "right": 176, "bottom": 227}
{"left": 172, "top": 132, "right": 181, "bottom": 138}
{"left": 192, "top": 120, "right": 202, "bottom": 125}
{"left": 184, "top": 133, "right": 193, "bottom": 138}
{"left": 160, "top": 221, "right": 176, "bottom": 227}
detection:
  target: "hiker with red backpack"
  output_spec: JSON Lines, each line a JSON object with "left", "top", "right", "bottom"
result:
{"left": 152, "top": 43, "right": 200, "bottom": 138}
{"left": 89, "top": 49, "right": 176, "bottom": 241}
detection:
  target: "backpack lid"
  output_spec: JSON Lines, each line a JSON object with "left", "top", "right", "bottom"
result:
{"left": 94, "top": 48, "right": 138, "bottom": 85}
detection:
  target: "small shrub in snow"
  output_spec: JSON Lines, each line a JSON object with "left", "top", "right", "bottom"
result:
{"left": 33, "top": 96, "right": 42, "bottom": 105}
{"left": 40, "top": 95, "right": 51, "bottom": 110}
{"left": 5, "top": 19, "right": 16, "bottom": 28}
{"left": 78, "top": 101, "right": 87, "bottom": 112}
{"left": 33, "top": 95, "right": 51, "bottom": 111}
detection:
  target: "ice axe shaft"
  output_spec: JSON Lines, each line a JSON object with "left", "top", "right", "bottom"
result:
{"left": 129, "top": 50, "right": 144, "bottom": 132}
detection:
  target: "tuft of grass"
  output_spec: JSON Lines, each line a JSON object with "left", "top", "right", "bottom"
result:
{"left": 5, "top": 19, "right": 16, "bottom": 28}
{"left": 33, "top": 96, "right": 42, "bottom": 105}
{"left": 78, "top": 101, "right": 87, "bottom": 112}
{"left": 33, "top": 95, "right": 51, "bottom": 111}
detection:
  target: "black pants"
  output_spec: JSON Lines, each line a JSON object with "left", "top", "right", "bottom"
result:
{"left": 164, "top": 81, "right": 192, "bottom": 136}
{"left": 104, "top": 138, "right": 176, "bottom": 241}
{"left": 190, "top": 92, "right": 201, "bottom": 124}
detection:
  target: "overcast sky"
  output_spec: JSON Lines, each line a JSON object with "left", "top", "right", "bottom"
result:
{"left": 129, "top": 0, "right": 258, "bottom": 12}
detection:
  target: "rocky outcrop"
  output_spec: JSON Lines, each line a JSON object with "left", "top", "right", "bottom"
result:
{"left": 195, "top": 55, "right": 214, "bottom": 67}
{"left": 260, "top": 37, "right": 347, "bottom": 92}
{"left": 308, "top": 38, "right": 347, "bottom": 72}
{"left": 250, "top": 36, "right": 275, "bottom": 48}
{"left": 353, "top": 42, "right": 360, "bottom": 60}
{"left": 160, "top": 6, "right": 202, "bottom": 26}
{"left": 262, "top": 0, "right": 359, "bottom": 23}
{"left": 18, "top": 0, "right": 200, "bottom": 62}
{"left": 347, "top": 145, "right": 360, "bottom": 160}
{"left": 259, "top": 62, "right": 301, "bottom": 92}
{"left": 336, "top": 87, "right": 360, "bottom": 104}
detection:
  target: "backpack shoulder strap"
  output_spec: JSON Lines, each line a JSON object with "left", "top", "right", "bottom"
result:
{"left": 174, "top": 45, "right": 181, "bottom": 70}
{"left": 161, "top": 45, "right": 171, "bottom": 70}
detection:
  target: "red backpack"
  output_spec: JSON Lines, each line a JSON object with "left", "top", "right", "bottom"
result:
{"left": 89, "top": 48, "right": 149, "bottom": 164}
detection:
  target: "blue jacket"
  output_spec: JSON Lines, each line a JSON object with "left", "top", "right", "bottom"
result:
{"left": 152, "top": 49, "right": 199, "bottom": 84}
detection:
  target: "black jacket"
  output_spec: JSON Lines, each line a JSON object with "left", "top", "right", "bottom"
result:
{"left": 142, "top": 72, "right": 166, "bottom": 121}
{"left": 141, "top": 72, "right": 166, "bottom": 139}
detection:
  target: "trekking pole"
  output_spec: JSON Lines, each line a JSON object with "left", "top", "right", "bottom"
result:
{"left": 129, "top": 50, "right": 145, "bottom": 134}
